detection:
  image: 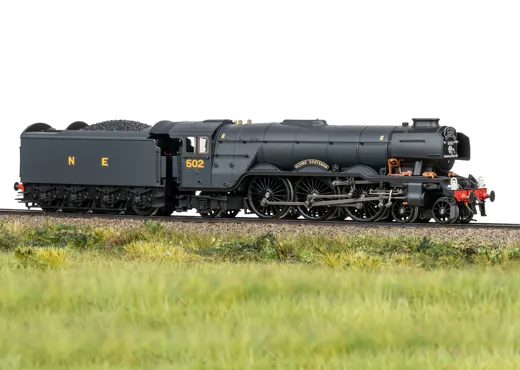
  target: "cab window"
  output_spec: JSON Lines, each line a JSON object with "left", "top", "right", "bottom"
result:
{"left": 198, "top": 136, "right": 208, "bottom": 154}
{"left": 186, "top": 136, "right": 195, "bottom": 153}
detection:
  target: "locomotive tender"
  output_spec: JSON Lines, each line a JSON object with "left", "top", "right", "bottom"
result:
{"left": 13, "top": 118, "right": 495, "bottom": 224}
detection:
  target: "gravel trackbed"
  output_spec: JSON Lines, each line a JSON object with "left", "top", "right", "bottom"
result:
{"left": 2, "top": 214, "right": 518, "bottom": 246}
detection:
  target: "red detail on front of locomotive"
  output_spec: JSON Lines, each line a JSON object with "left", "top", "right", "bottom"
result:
{"left": 454, "top": 188, "right": 490, "bottom": 202}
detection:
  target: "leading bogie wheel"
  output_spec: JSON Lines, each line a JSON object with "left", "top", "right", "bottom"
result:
{"left": 391, "top": 201, "right": 419, "bottom": 223}
{"left": 432, "top": 197, "right": 460, "bottom": 224}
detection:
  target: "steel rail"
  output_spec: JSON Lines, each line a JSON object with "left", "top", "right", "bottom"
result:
{"left": 0, "top": 208, "right": 518, "bottom": 230}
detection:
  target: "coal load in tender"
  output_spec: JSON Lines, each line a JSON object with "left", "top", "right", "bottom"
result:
{"left": 80, "top": 120, "right": 151, "bottom": 131}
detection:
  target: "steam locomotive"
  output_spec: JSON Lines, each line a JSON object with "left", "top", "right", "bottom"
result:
{"left": 13, "top": 117, "right": 495, "bottom": 224}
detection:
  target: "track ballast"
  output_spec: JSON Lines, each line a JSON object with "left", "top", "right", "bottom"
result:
{"left": 0, "top": 209, "right": 517, "bottom": 230}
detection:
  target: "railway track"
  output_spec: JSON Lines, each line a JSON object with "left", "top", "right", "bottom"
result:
{"left": 1, "top": 208, "right": 518, "bottom": 230}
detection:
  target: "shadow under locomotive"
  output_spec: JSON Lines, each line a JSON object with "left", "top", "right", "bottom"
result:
{"left": 13, "top": 118, "right": 495, "bottom": 224}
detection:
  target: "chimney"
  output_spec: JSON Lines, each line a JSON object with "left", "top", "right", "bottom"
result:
{"left": 412, "top": 118, "right": 440, "bottom": 128}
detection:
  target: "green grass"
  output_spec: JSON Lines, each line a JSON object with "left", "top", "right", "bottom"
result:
{"left": 1, "top": 220, "right": 520, "bottom": 369}
{"left": 2, "top": 262, "right": 520, "bottom": 369}
{"left": 2, "top": 219, "right": 519, "bottom": 270}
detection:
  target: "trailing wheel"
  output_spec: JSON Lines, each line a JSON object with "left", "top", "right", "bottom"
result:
{"left": 344, "top": 184, "right": 384, "bottom": 222}
{"left": 294, "top": 177, "right": 337, "bottom": 221}
{"left": 391, "top": 201, "right": 419, "bottom": 223}
{"left": 198, "top": 192, "right": 222, "bottom": 218}
{"left": 432, "top": 197, "right": 460, "bottom": 224}
{"left": 199, "top": 208, "right": 222, "bottom": 218}
{"left": 219, "top": 209, "right": 240, "bottom": 218}
{"left": 247, "top": 176, "right": 293, "bottom": 219}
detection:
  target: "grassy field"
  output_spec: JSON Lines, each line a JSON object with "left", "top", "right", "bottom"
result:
{"left": 1, "top": 220, "right": 520, "bottom": 369}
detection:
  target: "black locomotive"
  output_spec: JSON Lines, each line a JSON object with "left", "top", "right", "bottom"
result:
{"left": 13, "top": 117, "right": 495, "bottom": 224}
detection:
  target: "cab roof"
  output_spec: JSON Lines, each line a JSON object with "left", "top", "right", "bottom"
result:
{"left": 150, "top": 119, "right": 233, "bottom": 138}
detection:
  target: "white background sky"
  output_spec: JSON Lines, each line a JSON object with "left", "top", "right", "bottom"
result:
{"left": 0, "top": 0, "right": 517, "bottom": 223}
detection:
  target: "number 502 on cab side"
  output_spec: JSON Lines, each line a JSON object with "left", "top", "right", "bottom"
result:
{"left": 186, "top": 159, "right": 204, "bottom": 168}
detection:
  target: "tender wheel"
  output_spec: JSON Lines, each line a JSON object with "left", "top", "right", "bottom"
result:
{"left": 103, "top": 206, "right": 127, "bottom": 215}
{"left": 294, "top": 177, "right": 337, "bottom": 221}
{"left": 131, "top": 204, "right": 160, "bottom": 216}
{"left": 247, "top": 176, "right": 293, "bottom": 219}
{"left": 344, "top": 184, "right": 384, "bottom": 222}
{"left": 62, "top": 203, "right": 92, "bottom": 214}
{"left": 458, "top": 203, "right": 473, "bottom": 224}
{"left": 35, "top": 186, "right": 62, "bottom": 212}
{"left": 62, "top": 188, "right": 92, "bottom": 213}
{"left": 40, "top": 200, "right": 62, "bottom": 213}
{"left": 97, "top": 188, "right": 125, "bottom": 215}
{"left": 391, "top": 201, "right": 419, "bottom": 223}
{"left": 432, "top": 197, "right": 460, "bottom": 224}
{"left": 130, "top": 191, "right": 159, "bottom": 216}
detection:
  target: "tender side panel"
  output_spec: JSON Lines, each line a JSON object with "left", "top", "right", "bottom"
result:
{"left": 20, "top": 137, "right": 162, "bottom": 187}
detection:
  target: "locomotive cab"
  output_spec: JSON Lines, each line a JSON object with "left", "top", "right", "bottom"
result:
{"left": 159, "top": 119, "right": 233, "bottom": 190}
{"left": 175, "top": 134, "right": 212, "bottom": 188}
